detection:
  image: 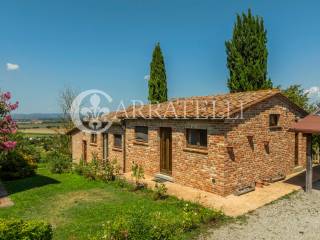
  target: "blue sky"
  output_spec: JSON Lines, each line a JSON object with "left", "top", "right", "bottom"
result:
{"left": 1, "top": 0, "right": 320, "bottom": 113}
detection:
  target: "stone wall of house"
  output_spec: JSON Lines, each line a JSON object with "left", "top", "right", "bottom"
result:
{"left": 124, "top": 95, "right": 307, "bottom": 196}
{"left": 107, "top": 125, "right": 125, "bottom": 171}
{"left": 71, "top": 131, "right": 103, "bottom": 163}
{"left": 71, "top": 95, "right": 307, "bottom": 197}
{"left": 71, "top": 124, "right": 124, "bottom": 170}
{"left": 125, "top": 119, "right": 225, "bottom": 193}
{"left": 222, "top": 96, "right": 307, "bottom": 195}
{"left": 71, "top": 130, "right": 84, "bottom": 162}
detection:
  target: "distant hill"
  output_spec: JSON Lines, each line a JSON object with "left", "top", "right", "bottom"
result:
{"left": 12, "top": 113, "right": 63, "bottom": 120}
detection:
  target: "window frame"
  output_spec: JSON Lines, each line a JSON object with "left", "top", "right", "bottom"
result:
{"left": 186, "top": 128, "right": 208, "bottom": 149}
{"left": 135, "top": 126, "right": 148, "bottom": 143}
{"left": 113, "top": 134, "right": 122, "bottom": 148}
{"left": 269, "top": 114, "right": 280, "bottom": 128}
{"left": 90, "top": 133, "right": 97, "bottom": 144}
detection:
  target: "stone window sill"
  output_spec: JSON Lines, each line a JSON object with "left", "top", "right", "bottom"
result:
{"left": 112, "top": 147, "right": 123, "bottom": 152}
{"left": 269, "top": 126, "right": 282, "bottom": 131}
{"left": 133, "top": 141, "right": 149, "bottom": 146}
{"left": 183, "top": 147, "right": 208, "bottom": 155}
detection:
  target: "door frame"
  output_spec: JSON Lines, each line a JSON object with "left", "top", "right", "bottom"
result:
{"left": 160, "top": 127, "right": 172, "bottom": 175}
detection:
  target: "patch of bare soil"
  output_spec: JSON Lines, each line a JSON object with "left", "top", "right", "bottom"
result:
{"left": 0, "top": 197, "right": 14, "bottom": 208}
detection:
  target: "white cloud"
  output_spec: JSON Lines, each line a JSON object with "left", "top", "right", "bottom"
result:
{"left": 6, "top": 62, "right": 19, "bottom": 71}
{"left": 144, "top": 75, "right": 150, "bottom": 81}
{"left": 305, "top": 86, "right": 320, "bottom": 104}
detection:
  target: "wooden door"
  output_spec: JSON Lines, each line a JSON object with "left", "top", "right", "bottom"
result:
{"left": 82, "top": 140, "right": 87, "bottom": 163}
{"left": 160, "top": 128, "right": 172, "bottom": 175}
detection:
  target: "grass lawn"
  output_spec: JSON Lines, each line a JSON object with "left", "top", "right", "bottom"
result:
{"left": 0, "top": 167, "right": 226, "bottom": 240}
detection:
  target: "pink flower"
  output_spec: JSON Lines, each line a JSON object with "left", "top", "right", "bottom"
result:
{"left": 9, "top": 101, "right": 19, "bottom": 111}
{"left": 1, "top": 141, "right": 17, "bottom": 150}
{"left": 0, "top": 129, "right": 12, "bottom": 134}
{"left": 1, "top": 92, "right": 11, "bottom": 100}
{"left": 4, "top": 115, "right": 12, "bottom": 122}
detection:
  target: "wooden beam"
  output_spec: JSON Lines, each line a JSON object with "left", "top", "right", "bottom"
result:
{"left": 306, "top": 134, "right": 313, "bottom": 193}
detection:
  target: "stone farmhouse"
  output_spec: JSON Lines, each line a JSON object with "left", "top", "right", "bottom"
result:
{"left": 69, "top": 89, "right": 308, "bottom": 196}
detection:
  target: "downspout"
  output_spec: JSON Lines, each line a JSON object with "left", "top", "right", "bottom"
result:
{"left": 121, "top": 119, "right": 126, "bottom": 173}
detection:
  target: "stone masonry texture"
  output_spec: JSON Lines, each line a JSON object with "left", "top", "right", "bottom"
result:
{"left": 71, "top": 94, "right": 307, "bottom": 196}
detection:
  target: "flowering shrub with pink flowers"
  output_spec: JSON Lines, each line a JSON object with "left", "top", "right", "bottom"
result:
{"left": 0, "top": 91, "right": 18, "bottom": 151}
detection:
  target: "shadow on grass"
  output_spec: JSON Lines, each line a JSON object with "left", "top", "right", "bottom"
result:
{"left": 3, "top": 174, "right": 60, "bottom": 195}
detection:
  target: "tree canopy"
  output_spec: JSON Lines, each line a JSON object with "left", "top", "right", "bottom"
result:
{"left": 282, "top": 85, "right": 311, "bottom": 112}
{"left": 226, "top": 9, "right": 273, "bottom": 92}
{"left": 148, "top": 43, "right": 168, "bottom": 104}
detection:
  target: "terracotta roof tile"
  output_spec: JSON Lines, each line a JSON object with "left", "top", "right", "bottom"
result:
{"left": 116, "top": 89, "right": 282, "bottom": 119}
{"left": 291, "top": 114, "right": 320, "bottom": 134}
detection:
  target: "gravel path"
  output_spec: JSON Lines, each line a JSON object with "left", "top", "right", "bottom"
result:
{"left": 200, "top": 187, "right": 320, "bottom": 240}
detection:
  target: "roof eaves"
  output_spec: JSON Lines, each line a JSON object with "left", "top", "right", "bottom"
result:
{"left": 66, "top": 127, "right": 80, "bottom": 135}
{"left": 228, "top": 90, "right": 279, "bottom": 117}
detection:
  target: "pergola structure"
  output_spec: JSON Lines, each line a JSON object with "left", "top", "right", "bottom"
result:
{"left": 291, "top": 109, "right": 320, "bottom": 193}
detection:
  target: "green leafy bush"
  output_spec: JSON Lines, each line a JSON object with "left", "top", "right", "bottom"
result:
{"left": 93, "top": 204, "right": 225, "bottom": 240}
{"left": 0, "top": 133, "right": 39, "bottom": 180}
{"left": 131, "top": 162, "right": 144, "bottom": 190}
{"left": 113, "top": 178, "right": 134, "bottom": 190}
{"left": 74, "top": 156, "right": 120, "bottom": 182}
{"left": 93, "top": 210, "right": 179, "bottom": 240}
{"left": 152, "top": 183, "right": 168, "bottom": 200}
{"left": 0, "top": 150, "right": 37, "bottom": 180}
{"left": 9, "top": 133, "right": 42, "bottom": 162}
{"left": 46, "top": 151, "right": 72, "bottom": 174}
{"left": 0, "top": 219, "right": 53, "bottom": 240}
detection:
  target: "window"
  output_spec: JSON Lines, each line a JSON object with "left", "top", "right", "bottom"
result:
{"left": 114, "top": 134, "right": 122, "bottom": 148}
{"left": 186, "top": 129, "right": 207, "bottom": 148}
{"left": 135, "top": 126, "right": 148, "bottom": 142}
{"left": 90, "top": 133, "right": 97, "bottom": 144}
{"left": 269, "top": 114, "right": 280, "bottom": 127}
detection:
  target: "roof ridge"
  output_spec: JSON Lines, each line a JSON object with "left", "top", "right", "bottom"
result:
{"left": 169, "top": 88, "right": 280, "bottom": 102}
{"left": 102, "top": 88, "right": 283, "bottom": 120}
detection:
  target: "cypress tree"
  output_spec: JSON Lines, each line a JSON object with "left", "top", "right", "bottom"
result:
{"left": 226, "top": 9, "right": 273, "bottom": 93}
{"left": 148, "top": 43, "right": 168, "bottom": 104}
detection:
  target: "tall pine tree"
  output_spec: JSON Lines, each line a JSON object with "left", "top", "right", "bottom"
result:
{"left": 226, "top": 9, "right": 273, "bottom": 93}
{"left": 148, "top": 43, "right": 168, "bottom": 104}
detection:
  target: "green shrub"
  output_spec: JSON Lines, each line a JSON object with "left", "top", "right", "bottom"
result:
{"left": 93, "top": 210, "right": 176, "bottom": 240}
{"left": 0, "top": 219, "right": 53, "bottom": 240}
{"left": 148, "top": 212, "right": 183, "bottom": 240}
{"left": 9, "top": 133, "right": 42, "bottom": 162}
{"left": 0, "top": 150, "right": 37, "bottom": 180}
{"left": 93, "top": 204, "right": 224, "bottom": 240}
{"left": 74, "top": 156, "right": 120, "bottom": 182}
{"left": 114, "top": 178, "right": 134, "bottom": 190}
{"left": 93, "top": 156, "right": 120, "bottom": 182}
{"left": 0, "top": 133, "right": 40, "bottom": 180}
{"left": 73, "top": 157, "right": 85, "bottom": 175}
{"left": 152, "top": 183, "right": 168, "bottom": 200}
{"left": 180, "top": 203, "right": 224, "bottom": 231}
{"left": 46, "top": 151, "right": 72, "bottom": 174}
{"left": 131, "top": 162, "right": 144, "bottom": 190}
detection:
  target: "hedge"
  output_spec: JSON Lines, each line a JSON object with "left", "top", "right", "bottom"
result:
{"left": 0, "top": 219, "right": 53, "bottom": 240}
